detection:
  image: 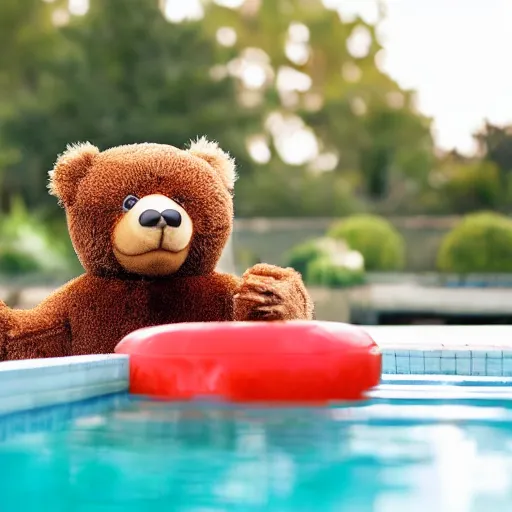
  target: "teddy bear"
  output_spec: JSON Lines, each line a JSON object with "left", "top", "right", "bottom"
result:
{"left": 0, "top": 138, "right": 314, "bottom": 361}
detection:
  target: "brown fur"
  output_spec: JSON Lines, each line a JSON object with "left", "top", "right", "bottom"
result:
{"left": 0, "top": 140, "right": 313, "bottom": 361}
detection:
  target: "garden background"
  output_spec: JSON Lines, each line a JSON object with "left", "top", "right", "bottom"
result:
{"left": 2, "top": 0, "right": 512, "bottom": 323}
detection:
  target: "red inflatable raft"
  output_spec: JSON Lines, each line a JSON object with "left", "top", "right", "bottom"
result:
{"left": 115, "top": 321, "right": 381, "bottom": 403}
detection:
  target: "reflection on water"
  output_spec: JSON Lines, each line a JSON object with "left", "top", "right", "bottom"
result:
{"left": 0, "top": 394, "right": 512, "bottom": 511}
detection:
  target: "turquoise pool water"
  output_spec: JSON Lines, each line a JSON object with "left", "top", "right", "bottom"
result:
{"left": 1, "top": 377, "right": 512, "bottom": 511}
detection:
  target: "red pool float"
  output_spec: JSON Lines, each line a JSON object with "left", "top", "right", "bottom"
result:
{"left": 115, "top": 321, "right": 381, "bottom": 403}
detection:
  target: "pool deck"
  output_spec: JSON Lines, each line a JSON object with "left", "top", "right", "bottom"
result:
{"left": 0, "top": 325, "right": 511, "bottom": 415}
{"left": 351, "top": 283, "right": 512, "bottom": 316}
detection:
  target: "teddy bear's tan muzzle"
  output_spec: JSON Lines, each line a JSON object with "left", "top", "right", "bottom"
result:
{"left": 112, "top": 194, "right": 193, "bottom": 276}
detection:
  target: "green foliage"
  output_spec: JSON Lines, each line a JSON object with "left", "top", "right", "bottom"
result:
{"left": 0, "top": 197, "right": 79, "bottom": 277}
{"left": 0, "top": 0, "right": 260, "bottom": 215}
{"left": 284, "top": 239, "right": 328, "bottom": 277}
{"left": 286, "top": 237, "right": 365, "bottom": 288}
{"left": 0, "top": 248, "right": 41, "bottom": 275}
{"left": 437, "top": 212, "right": 512, "bottom": 274}
{"left": 2, "top": 0, "right": 509, "bottom": 229}
{"left": 429, "top": 156, "right": 503, "bottom": 213}
{"left": 235, "top": 166, "right": 361, "bottom": 217}
{"left": 359, "top": 105, "right": 434, "bottom": 200}
{"left": 306, "top": 257, "right": 365, "bottom": 288}
{"left": 328, "top": 214, "right": 405, "bottom": 271}
{"left": 0, "top": 0, "right": 439, "bottom": 220}
{"left": 475, "top": 122, "right": 512, "bottom": 176}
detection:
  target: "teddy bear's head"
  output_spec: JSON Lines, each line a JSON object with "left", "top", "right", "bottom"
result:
{"left": 48, "top": 138, "right": 236, "bottom": 278}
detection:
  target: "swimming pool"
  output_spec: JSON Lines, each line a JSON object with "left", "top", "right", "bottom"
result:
{"left": 1, "top": 325, "right": 512, "bottom": 511}
{"left": 1, "top": 374, "right": 512, "bottom": 511}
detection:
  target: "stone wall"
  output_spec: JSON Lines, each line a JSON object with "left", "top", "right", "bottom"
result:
{"left": 233, "top": 216, "right": 461, "bottom": 272}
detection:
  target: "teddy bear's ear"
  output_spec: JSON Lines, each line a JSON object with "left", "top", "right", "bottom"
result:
{"left": 48, "top": 142, "right": 99, "bottom": 205}
{"left": 188, "top": 136, "right": 237, "bottom": 191}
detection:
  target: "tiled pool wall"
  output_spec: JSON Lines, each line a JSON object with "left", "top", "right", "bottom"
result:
{"left": 381, "top": 349, "right": 512, "bottom": 376}
{"left": 0, "top": 325, "right": 511, "bottom": 415}
{"left": 365, "top": 325, "right": 512, "bottom": 377}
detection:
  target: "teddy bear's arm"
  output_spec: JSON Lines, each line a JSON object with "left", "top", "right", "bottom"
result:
{"left": 0, "top": 283, "right": 74, "bottom": 361}
{"left": 233, "top": 263, "right": 314, "bottom": 322}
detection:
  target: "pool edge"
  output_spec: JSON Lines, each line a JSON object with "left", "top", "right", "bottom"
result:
{"left": 365, "top": 325, "right": 512, "bottom": 377}
{"left": 0, "top": 354, "right": 129, "bottom": 415}
{"left": 0, "top": 325, "right": 512, "bottom": 415}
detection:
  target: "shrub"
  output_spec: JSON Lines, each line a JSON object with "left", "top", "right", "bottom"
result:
{"left": 306, "top": 257, "right": 365, "bottom": 288}
{"left": 328, "top": 214, "right": 405, "bottom": 271}
{"left": 286, "top": 237, "right": 365, "bottom": 288}
{"left": 284, "top": 239, "right": 328, "bottom": 277}
{"left": 0, "top": 248, "right": 42, "bottom": 275}
{"left": 437, "top": 211, "right": 512, "bottom": 274}
{"left": 0, "top": 197, "right": 79, "bottom": 278}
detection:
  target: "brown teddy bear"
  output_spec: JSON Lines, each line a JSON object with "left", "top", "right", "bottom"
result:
{"left": 0, "top": 139, "right": 314, "bottom": 360}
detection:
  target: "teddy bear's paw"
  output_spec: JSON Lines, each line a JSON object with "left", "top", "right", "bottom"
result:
{"left": 233, "top": 263, "right": 311, "bottom": 321}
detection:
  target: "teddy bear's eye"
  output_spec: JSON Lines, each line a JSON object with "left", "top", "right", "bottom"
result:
{"left": 122, "top": 195, "right": 139, "bottom": 212}
{"left": 172, "top": 197, "right": 185, "bottom": 208}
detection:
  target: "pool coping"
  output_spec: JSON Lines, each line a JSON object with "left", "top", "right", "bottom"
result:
{"left": 0, "top": 325, "right": 511, "bottom": 416}
{"left": 0, "top": 354, "right": 129, "bottom": 416}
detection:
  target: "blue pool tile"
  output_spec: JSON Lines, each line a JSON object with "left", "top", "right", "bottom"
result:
{"left": 455, "top": 358, "right": 471, "bottom": 375}
{"left": 471, "top": 357, "right": 487, "bottom": 376}
{"left": 502, "top": 360, "right": 512, "bottom": 377}
{"left": 393, "top": 350, "right": 410, "bottom": 358}
{"left": 395, "top": 356, "right": 411, "bottom": 374}
{"left": 409, "top": 355, "right": 425, "bottom": 374}
{"left": 486, "top": 351, "right": 503, "bottom": 359}
{"left": 485, "top": 357, "right": 503, "bottom": 377}
{"left": 382, "top": 347, "right": 512, "bottom": 377}
{"left": 440, "top": 357, "right": 456, "bottom": 375}
{"left": 382, "top": 353, "right": 396, "bottom": 374}
{"left": 425, "top": 357, "right": 441, "bottom": 374}
{"left": 424, "top": 350, "right": 443, "bottom": 359}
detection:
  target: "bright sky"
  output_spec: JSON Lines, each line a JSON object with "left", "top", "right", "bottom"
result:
{"left": 163, "top": 0, "right": 512, "bottom": 156}
{"left": 377, "top": 0, "right": 512, "bottom": 155}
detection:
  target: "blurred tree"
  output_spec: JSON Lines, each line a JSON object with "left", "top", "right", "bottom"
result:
{"left": 445, "top": 162, "right": 502, "bottom": 213}
{"left": 0, "top": 0, "right": 436, "bottom": 220}
{"left": 475, "top": 121, "right": 512, "bottom": 177}
{"left": 426, "top": 152, "right": 503, "bottom": 214}
{"left": 1, "top": 0, "right": 260, "bottom": 217}
{"left": 203, "top": 0, "right": 434, "bottom": 206}
{"left": 0, "top": 0, "right": 67, "bottom": 96}
{"left": 0, "top": 0, "right": 69, "bottom": 211}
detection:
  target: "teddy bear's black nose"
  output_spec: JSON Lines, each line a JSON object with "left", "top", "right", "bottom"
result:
{"left": 139, "top": 209, "right": 162, "bottom": 228}
{"left": 139, "top": 209, "right": 182, "bottom": 228}
{"left": 161, "top": 209, "right": 182, "bottom": 228}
